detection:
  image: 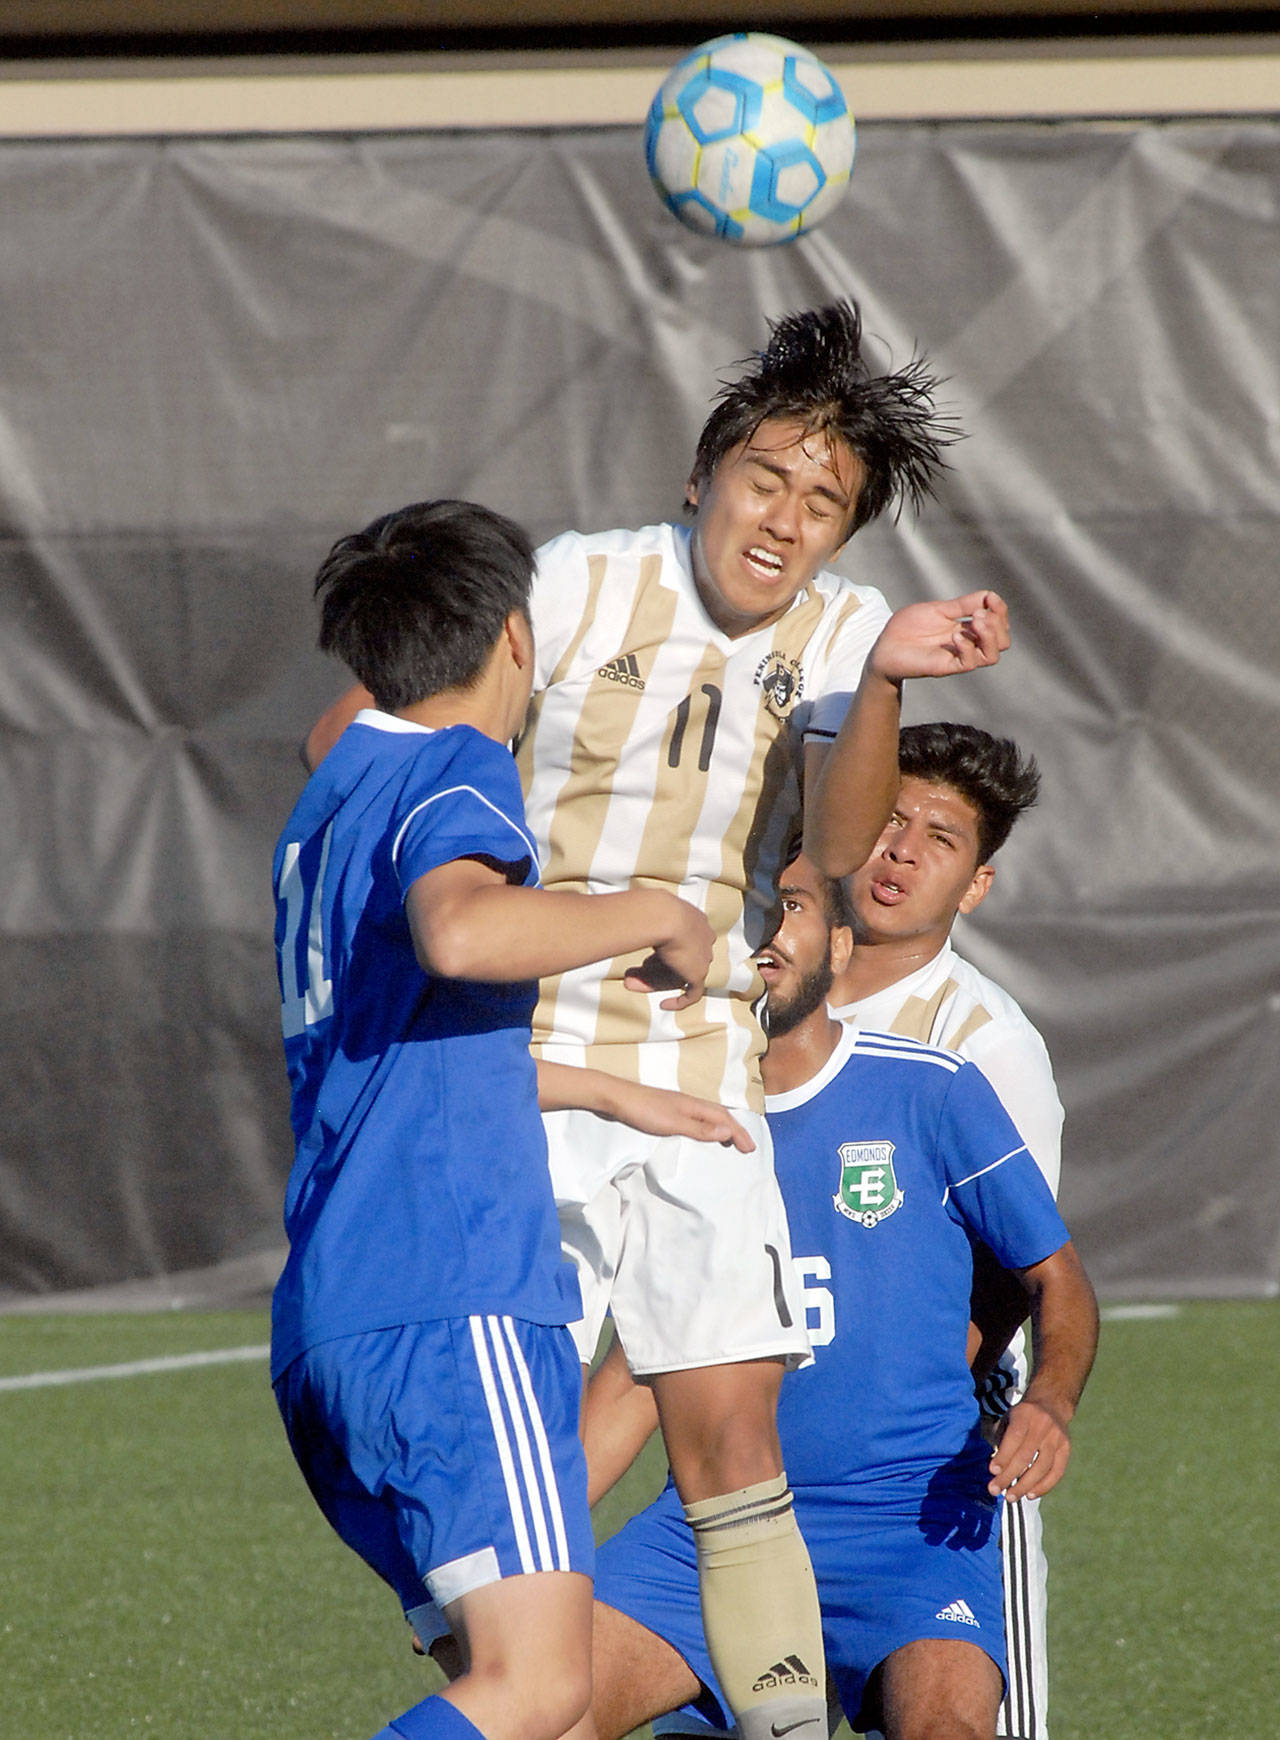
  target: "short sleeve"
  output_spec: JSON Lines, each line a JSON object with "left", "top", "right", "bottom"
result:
{"left": 960, "top": 1018, "right": 1064, "bottom": 1197}
{"left": 530, "top": 530, "right": 594, "bottom": 691}
{"left": 801, "top": 585, "right": 893, "bottom": 744}
{"left": 939, "top": 1062, "right": 1070, "bottom": 1271}
{"left": 392, "top": 734, "right": 539, "bottom": 897}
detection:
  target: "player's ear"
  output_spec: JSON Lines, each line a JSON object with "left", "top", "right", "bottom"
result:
{"left": 828, "top": 923, "right": 853, "bottom": 978}
{"left": 504, "top": 608, "right": 534, "bottom": 669}
{"left": 958, "top": 862, "right": 994, "bottom": 915}
{"left": 684, "top": 470, "right": 701, "bottom": 512}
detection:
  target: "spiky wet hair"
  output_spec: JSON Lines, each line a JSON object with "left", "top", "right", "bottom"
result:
{"left": 689, "top": 300, "right": 962, "bottom": 536}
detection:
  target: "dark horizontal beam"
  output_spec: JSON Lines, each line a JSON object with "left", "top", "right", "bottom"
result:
{"left": 2, "top": 0, "right": 1275, "bottom": 61}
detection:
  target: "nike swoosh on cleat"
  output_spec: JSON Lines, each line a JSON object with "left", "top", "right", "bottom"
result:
{"left": 771, "top": 1722, "right": 819, "bottom": 1737}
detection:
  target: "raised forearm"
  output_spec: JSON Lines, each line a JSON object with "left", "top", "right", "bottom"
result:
{"left": 806, "top": 591, "right": 1011, "bottom": 878}
{"left": 802, "top": 670, "right": 902, "bottom": 878}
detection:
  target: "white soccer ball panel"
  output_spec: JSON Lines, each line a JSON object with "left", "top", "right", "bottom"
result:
{"left": 812, "top": 111, "right": 858, "bottom": 176}
{"left": 695, "top": 139, "right": 757, "bottom": 217}
{"left": 650, "top": 104, "right": 700, "bottom": 195}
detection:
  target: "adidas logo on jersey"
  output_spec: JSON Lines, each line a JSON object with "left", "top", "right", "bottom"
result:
{"left": 936, "top": 1598, "right": 980, "bottom": 1627}
{"left": 597, "top": 652, "right": 645, "bottom": 690}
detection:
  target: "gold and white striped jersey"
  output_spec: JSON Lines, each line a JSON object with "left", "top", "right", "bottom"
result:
{"left": 518, "top": 521, "right": 891, "bottom": 1109}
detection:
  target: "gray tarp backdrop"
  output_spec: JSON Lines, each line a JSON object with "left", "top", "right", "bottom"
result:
{"left": 2, "top": 118, "right": 1277, "bottom": 1306}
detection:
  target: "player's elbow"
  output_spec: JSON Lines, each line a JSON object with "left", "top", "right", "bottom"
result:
{"left": 411, "top": 906, "right": 491, "bottom": 981}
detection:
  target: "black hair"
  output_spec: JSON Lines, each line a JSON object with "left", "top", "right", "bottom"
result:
{"left": 314, "top": 498, "right": 534, "bottom": 712}
{"left": 898, "top": 722, "right": 1041, "bottom": 863}
{"left": 689, "top": 300, "right": 962, "bottom": 536}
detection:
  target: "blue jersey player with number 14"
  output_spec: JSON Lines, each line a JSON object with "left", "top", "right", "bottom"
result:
{"left": 270, "top": 499, "right": 735, "bottom": 1740}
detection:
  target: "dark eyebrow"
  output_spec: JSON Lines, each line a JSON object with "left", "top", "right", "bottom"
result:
{"left": 776, "top": 882, "right": 812, "bottom": 901}
{"left": 743, "top": 450, "right": 851, "bottom": 511}
{"left": 926, "top": 817, "right": 971, "bottom": 844}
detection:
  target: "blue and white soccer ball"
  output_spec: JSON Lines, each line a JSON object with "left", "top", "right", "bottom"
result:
{"left": 644, "top": 33, "right": 856, "bottom": 248}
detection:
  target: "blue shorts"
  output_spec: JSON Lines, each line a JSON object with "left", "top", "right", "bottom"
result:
{"left": 275, "top": 1315, "right": 593, "bottom": 1614}
{"left": 595, "top": 1471, "right": 1006, "bottom": 1735}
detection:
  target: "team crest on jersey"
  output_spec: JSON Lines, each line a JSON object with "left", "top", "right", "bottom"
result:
{"left": 833, "top": 1142, "right": 904, "bottom": 1227}
{"left": 754, "top": 652, "right": 804, "bottom": 719}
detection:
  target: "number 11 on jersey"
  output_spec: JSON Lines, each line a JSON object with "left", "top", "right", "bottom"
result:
{"left": 278, "top": 826, "right": 335, "bottom": 1039}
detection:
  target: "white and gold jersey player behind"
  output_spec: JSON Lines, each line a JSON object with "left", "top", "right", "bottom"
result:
{"left": 521, "top": 518, "right": 891, "bottom": 1114}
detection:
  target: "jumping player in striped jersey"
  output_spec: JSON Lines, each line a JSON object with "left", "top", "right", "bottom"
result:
{"left": 307, "top": 304, "right": 1010, "bottom": 1740}
{"left": 827, "top": 722, "right": 1062, "bottom": 1740}
{"left": 272, "top": 500, "right": 738, "bottom": 1740}
{"left": 580, "top": 851, "right": 1098, "bottom": 1740}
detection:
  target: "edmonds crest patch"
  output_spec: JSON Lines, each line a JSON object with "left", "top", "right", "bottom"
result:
{"left": 754, "top": 651, "right": 805, "bottom": 720}
{"left": 833, "top": 1142, "right": 904, "bottom": 1227}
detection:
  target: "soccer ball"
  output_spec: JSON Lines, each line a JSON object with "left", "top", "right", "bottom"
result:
{"left": 644, "top": 33, "right": 856, "bottom": 248}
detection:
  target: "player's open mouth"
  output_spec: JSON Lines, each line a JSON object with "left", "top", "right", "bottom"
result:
{"left": 755, "top": 947, "right": 787, "bottom": 978}
{"left": 744, "top": 546, "right": 785, "bottom": 579}
{"left": 869, "top": 877, "right": 907, "bottom": 904}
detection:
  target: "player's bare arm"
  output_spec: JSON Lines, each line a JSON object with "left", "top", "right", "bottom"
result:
{"left": 987, "top": 1238, "right": 1099, "bottom": 1503}
{"left": 804, "top": 591, "right": 1011, "bottom": 880}
{"left": 537, "top": 1062, "right": 755, "bottom": 1153}
{"left": 967, "top": 1241, "right": 1034, "bottom": 1387}
{"left": 407, "top": 856, "right": 715, "bottom": 1009}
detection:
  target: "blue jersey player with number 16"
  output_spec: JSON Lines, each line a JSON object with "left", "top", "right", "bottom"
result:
{"left": 270, "top": 499, "right": 726, "bottom": 1740}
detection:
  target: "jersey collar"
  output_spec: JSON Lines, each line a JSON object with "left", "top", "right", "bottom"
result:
{"left": 764, "top": 1019, "right": 859, "bottom": 1115}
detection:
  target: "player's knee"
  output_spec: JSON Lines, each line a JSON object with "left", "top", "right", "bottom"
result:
{"left": 462, "top": 1655, "right": 591, "bottom": 1740}
{"left": 532, "top": 1664, "right": 593, "bottom": 1740}
{"left": 663, "top": 1400, "right": 784, "bottom": 1497}
{"left": 892, "top": 1711, "right": 992, "bottom": 1740}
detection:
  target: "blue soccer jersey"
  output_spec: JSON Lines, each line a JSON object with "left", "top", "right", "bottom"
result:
{"left": 270, "top": 711, "right": 581, "bottom": 1381}
{"left": 594, "top": 1024, "right": 1073, "bottom": 1731}
{"left": 770, "top": 1023, "right": 1070, "bottom": 1489}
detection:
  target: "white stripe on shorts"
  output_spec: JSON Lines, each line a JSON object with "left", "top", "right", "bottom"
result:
{"left": 467, "top": 1314, "right": 567, "bottom": 1575}
{"left": 486, "top": 1315, "right": 555, "bottom": 1570}
{"left": 998, "top": 1496, "right": 1046, "bottom": 1739}
{"left": 499, "top": 1316, "right": 572, "bottom": 1571}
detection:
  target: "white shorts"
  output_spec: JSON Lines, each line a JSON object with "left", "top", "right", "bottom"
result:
{"left": 543, "top": 1106, "right": 811, "bottom": 1375}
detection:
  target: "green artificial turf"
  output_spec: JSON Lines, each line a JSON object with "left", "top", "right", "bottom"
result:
{"left": 1046, "top": 1302, "right": 1279, "bottom": 1738}
{"left": 0, "top": 1302, "right": 1274, "bottom": 1739}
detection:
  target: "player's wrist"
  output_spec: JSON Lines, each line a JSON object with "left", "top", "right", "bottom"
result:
{"left": 1017, "top": 1384, "right": 1076, "bottom": 1428}
{"left": 863, "top": 646, "right": 908, "bottom": 692}
{"left": 643, "top": 887, "right": 703, "bottom": 950}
